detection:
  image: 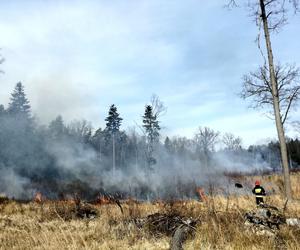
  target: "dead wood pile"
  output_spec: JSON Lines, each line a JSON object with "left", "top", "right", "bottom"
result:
{"left": 132, "top": 212, "right": 198, "bottom": 250}
{"left": 144, "top": 212, "right": 197, "bottom": 236}
{"left": 244, "top": 204, "right": 286, "bottom": 236}
{"left": 0, "top": 196, "right": 9, "bottom": 204}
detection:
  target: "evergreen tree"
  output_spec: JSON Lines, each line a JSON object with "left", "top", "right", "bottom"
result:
{"left": 105, "top": 104, "right": 123, "bottom": 175}
{"left": 142, "top": 105, "right": 160, "bottom": 169}
{"left": 105, "top": 104, "right": 123, "bottom": 134}
{"left": 49, "top": 115, "right": 66, "bottom": 139}
{"left": 164, "top": 136, "right": 173, "bottom": 154}
{"left": 8, "top": 82, "right": 31, "bottom": 117}
{"left": 0, "top": 104, "right": 5, "bottom": 117}
{"left": 143, "top": 105, "right": 160, "bottom": 144}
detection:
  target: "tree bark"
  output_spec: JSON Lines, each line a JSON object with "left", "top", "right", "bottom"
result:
{"left": 259, "top": 0, "right": 292, "bottom": 199}
{"left": 170, "top": 225, "right": 191, "bottom": 250}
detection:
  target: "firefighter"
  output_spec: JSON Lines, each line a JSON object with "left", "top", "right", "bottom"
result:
{"left": 252, "top": 180, "right": 266, "bottom": 205}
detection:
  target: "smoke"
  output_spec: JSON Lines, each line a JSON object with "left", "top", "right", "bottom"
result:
{"left": 214, "top": 150, "right": 271, "bottom": 172}
{"left": 0, "top": 168, "right": 34, "bottom": 198}
{"left": 0, "top": 111, "right": 276, "bottom": 200}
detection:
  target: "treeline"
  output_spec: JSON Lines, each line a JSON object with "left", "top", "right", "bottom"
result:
{"left": 249, "top": 140, "right": 300, "bottom": 171}
{"left": 0, "top": 83, "right": 299, "bottom": 199}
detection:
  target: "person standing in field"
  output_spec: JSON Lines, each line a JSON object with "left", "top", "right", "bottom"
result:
{"left": 252, "top": 180, "right": 266, "bottom": 205}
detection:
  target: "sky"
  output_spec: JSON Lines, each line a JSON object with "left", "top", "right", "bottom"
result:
{"left": 0, "top": 0, "right": 300, "bottom": 146}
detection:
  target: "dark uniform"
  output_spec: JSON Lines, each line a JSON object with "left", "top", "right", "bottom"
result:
{"left": 252, "top": 184, "right": 266, "bottom": 205}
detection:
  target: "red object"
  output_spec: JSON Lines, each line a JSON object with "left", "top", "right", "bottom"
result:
{"left": 255, "top": 180, "right": 260, "bottom": 186}
{"left": 196, "top": 187, "right": 207, "bottom": 202}
{"left": 34, "top": 192, "right": 42, "bottom": 203}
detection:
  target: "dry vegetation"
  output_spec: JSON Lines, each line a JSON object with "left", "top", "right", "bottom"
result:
{"left": 1, "top": 173, "right": 300, "bottom": 250}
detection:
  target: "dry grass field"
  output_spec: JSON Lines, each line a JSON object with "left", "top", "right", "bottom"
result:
{"left": 1, "top": 173, "right": 300, "bottom": 250}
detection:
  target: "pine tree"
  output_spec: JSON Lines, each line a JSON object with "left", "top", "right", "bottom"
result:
{"left": 8, "top": 82, "right": 31, "bottom": 117}
{"left": 0, "top": 104, "right": 5, "bottom": 117}
{"left": 142, "top": 105, "right": 160, "bottom": 169}
{"left": 105, "top": 104, "right": 123, "bottom": 175}
{"left": 164, "top": 136, "right": 173, "bottom": 154}
{"left": 49, "top": 115, "right": 65, "bottom": 139}
{"left": 143, "top": 105, "right": 160, "bottom": 144}
{"left": 105, "top": 104, "right": 123, "bottom": 134}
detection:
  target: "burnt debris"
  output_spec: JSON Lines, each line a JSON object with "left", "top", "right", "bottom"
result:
{"left": 235, "top": 183, "right": 243, "bottom": 188}
{"left": 244, "top": 203, "right": 286, "bottom": 235}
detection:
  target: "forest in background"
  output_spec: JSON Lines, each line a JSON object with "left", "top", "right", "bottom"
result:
{"left": 0, "top": 82, "right": 300, "bottom": 200}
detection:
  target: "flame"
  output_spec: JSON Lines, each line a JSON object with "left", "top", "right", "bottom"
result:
{"left": 95, "top": 195, "right": 111, "bottom": 205}
{"left": 196, "top": 187, "right": 207, "bottom": 202}
{"left": 34, "top": 192, "right": 43, "bottom": 203}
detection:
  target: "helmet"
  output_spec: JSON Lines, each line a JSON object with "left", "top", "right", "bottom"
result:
{"left": 255, "top": 180, "right": 260, "bottom": 186}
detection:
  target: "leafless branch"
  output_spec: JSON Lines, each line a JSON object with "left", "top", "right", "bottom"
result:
{"left": 255, "top": 21, "right": 268, "bottom": 65}
{"left": 232, "top": 0, "right": 299, "bottom": 32}
{"left": 194, "top": 127, "right": 220, "bottom": 153}
{"left": 0, "top": 49, "right": 4, "bottom": 74}
{"left": 150, "top": 94, "right": 167, "bottom": 118}
{"left": 292, "top": 121, "right": 300, "bottom": 134}
{"left": 222, "top": 133, "right": 242, "bottom": 151}
{"left": 224, "top": 0, "right": 238, "bottom": 9}
{"left": 282, "top": 86, "right": 300, "bottom": 124}
{"left": 241, "top": 63, "right": 300, "bottom": 122}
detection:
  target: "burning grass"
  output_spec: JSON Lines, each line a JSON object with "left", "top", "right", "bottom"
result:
{"left": 1, "top": 173, "right": 300, "bottom": 249}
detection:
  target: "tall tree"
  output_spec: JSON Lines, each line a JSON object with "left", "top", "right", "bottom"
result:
{"left": 68, "top": 119, "right": 92, "bottom": 143}
{"left": 0, "top": 49, "right": 4, "bottom": 74}
{"left": 49, "top": 115, "right": 66, "bottom": 139}
{"left": 142, "top": 105, "right": 160, "bottom": 169}
{"left": 164, "top": 136, "right": 173, "bottom": 154}
{"left": 92, "top": 127, "right": 105, "bottom": 162}
{"left": 8, "top": 82, "right": 31, "bottom": 116}
{"left": 222, "top": 133, "right": 242, "bottom": 151}
{"left": 0, "top": 105, "right": 5, "bottom": 117}
{"left": 228, "top": 0, "right": 299, "bottom": 199}
{"left": 105, "top": 104, "right": 123, "bottom": 174}
{"left": 105, "top": 104, "right": 122, "bottom": 133}
{"left": 150, "top": 94, "right": 167, "bottom": 119}
{"left": 194, "top": 127, "right": 219, "bottom": 168}
{"left": 242, "top": 64, "right": 300, "bottom": 124}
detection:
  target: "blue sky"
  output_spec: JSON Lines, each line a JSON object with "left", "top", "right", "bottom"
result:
{"left": 0, "top": 0, "right": 299, "bottom": 146}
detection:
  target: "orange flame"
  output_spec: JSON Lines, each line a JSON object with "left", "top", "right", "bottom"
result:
{"left": 96, "top": 195, "right": 111, "bottom": 205}
{"left": 196, "top": 187, "right": 207, "bottom": 202}
{"left": 34, "top": 192, "right": 43, "bottom": 203}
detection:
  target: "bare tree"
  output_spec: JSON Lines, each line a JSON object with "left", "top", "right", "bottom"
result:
{"left": 68, "top": 119, "right": 92, "bottom": 142}
{"left": 194, "top": 127, "right": 219, "bottom": 168}
{"left": 0, "top": 49, "right": 4, "bottom": 74}
{"left": 150, "top": 94, "right": 167, "bottom": 118}
{"left": 242, "top": 63, "right": 300, "bottom": 124}
{"left": 222, "top": 132, "right": 242, "bottom": 151}
{"left": 228, "top": 0, "right": 299, "bottom": 199}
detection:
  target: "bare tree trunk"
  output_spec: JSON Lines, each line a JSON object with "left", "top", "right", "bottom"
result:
{"left": 99, "top": 140, "right": 102, "bottom": 162}
{"left": 112, "top": 133, "right": 115, "bottom": 176}
{"left": 170, "top": 225, "right": 191, "bottom": 250}
{"left": 259, "top": 0, "right": 292, "bottom": 199}
{"left": 135, "top": 146, "right": 138, "bottom": 171}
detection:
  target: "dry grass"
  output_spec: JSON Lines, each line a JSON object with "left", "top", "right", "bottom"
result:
{"left": 1, "top": 173, "right": 300, "bottom": 250}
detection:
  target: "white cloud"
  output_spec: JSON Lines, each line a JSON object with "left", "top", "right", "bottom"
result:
{"left": 0, "top": 0, "right": 299, "bottom": 144}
